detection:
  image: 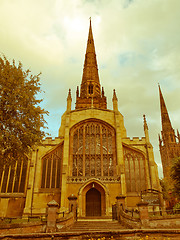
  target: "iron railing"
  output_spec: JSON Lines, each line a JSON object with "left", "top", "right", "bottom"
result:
{"left": 0, "top": 215, "right": 47, "bottom": 224}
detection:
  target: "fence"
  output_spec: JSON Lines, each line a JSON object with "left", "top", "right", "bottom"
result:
{"left": 149, "top": 209, "right": 180, "bottom": 217}
{"left": 0, "top": 215, "right": 47, "bottom": 224}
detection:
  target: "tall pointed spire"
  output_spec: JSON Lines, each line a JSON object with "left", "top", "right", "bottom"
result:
{"left": 85, "top": 18, "right": 96, "bottom": 58}
{"left": 158, "top": 84, "right": 180, "bottom": 179}
{"left": 75, "top": 19, "right": 107, "bottom": 109}
{"left": 81, "top": 18, "right": 100, "bottom": 88}
{"left": 159, "top": 84, "right": 173, "bottom": 132}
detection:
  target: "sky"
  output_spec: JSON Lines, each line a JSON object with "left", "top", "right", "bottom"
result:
{"left": 1, "top": 0, "right": 180, "bottom": 178}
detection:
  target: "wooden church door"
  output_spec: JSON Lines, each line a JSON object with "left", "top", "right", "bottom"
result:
{"left": 86, "top": 188, "right": 101, "bottom": 216}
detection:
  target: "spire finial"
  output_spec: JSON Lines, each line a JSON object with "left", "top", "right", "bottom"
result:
{"left": 112, "top": 89, "right": 118, "bottom": 101}
{"left": 112, "top": 89, "right": 118, "bottom": 111}
{"left": 143, "top": 114, "right": 150, "bottom": 142}
{"left": 67, "top": 89, "right": 72, "bottom": 111}
{"left": 67, "top": 88, "right": 71, "bottom": 99}
{"left": 143, "top": 114, "right": 148, "bottom": 131}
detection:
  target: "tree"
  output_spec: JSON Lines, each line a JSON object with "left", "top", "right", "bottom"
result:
{"left": 0, "top": 56, "right": 48, "bottom": 166}
{"left": 171, "top": 157, "right": 180, "bottom": 198}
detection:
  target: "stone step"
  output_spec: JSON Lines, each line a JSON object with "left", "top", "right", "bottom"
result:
{"left": 63, "top": 220, "right": 126, "bottom": 232}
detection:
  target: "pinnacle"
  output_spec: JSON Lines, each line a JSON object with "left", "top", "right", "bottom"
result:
{"left": 112, "top": 89, "right": 118, "bottom": 101}
{"left": 143, "top": 114, "right": 148, "bottom": 130}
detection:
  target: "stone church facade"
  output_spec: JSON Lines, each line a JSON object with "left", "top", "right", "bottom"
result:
{"left": 0, "top": 21, "right": 161, "bottom": 218}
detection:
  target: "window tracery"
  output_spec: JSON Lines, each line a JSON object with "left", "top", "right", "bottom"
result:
{"left": 41, "top": 143, "right": 63, "bottom": 189}
{"left": 0, "top": 159, "right": 27, "bottom": 193}
{"left": 71, "top": 120, "right": 116, "bottom": 177}
{"left": 123, "top": 146, "right": 146, "bottom": 193}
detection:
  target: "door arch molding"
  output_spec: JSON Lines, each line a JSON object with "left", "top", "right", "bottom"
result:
{"left": 78, "top": 179, "right": 109, "bottom": 217}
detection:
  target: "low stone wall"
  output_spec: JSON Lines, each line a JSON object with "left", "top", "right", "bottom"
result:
{"left": 0, "top": 222, "right": 46, "bottom": 235}
{"left": 149, "top": 215, "right": 180, "bottom": 229}
{"left": 117, "top": 198, "right": 180, "bottom": 229}
{"left": 119, "top": 209, "right": 141, "bottom": 229}
{"left": 0, "top": 213, "right": 74, "bottom": 235}
{"left": 57, "top": 212, "right": 75, "bottom": 231}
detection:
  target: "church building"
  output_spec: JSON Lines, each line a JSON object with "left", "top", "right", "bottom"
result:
{"left": 159, "top": 85, "right": 180, "bottom": 179}
{"left": 0, "top": 20, "right": 161, "bottom": 218}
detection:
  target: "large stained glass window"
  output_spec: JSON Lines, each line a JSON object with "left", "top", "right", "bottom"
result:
{"left": 70, "top": 120, "right": 116, "bottom": 177}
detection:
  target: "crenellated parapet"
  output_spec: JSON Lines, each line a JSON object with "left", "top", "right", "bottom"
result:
{"left": 41, "top": 136, "right": 64, "bottom": 146}
{"left": 123, "top": 137, "right": 146, "bottom": 144}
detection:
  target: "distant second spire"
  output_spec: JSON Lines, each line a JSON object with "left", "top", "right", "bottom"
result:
{"left": 159, "top": 85, "right": 173, "bottom": 132}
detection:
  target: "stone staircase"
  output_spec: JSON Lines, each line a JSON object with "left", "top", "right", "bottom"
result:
{"left": 62, "top": 219, "right": 126, "bottom": 233}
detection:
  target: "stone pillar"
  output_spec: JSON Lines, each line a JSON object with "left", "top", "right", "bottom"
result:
{"left": 116, "top": 195, "right": 126, "bottom": 209}
{"left": 68, "top": 194, "right": 78, "bottom": 219}
{"left": 137, "top": 201, "right": 149, "bottom": 228}
{"left": 116, "top": 195, "right": 126, "bottom": 221}
{"left": 46, "top": 200, "right": 59, "bottom": 233}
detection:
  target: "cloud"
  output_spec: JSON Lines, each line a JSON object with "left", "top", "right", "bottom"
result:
{"left": 0, "top": 0, "right": 180, "bottom": 178}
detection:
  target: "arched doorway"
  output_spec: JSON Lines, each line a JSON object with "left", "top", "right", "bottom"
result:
{"left": 86, "top": 188, "right": 101, "bottom": 216}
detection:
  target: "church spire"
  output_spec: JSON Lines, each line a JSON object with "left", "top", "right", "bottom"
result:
{"left": 84, "top": 18, "right": 96, "bottom": 59}
{"left": 75, "top": 19, "right": 107, "bottom": 109}
{"left": 159, "top": 84, "right": 173, "bottom": 132}
{"left": 158, "top": 85, "right": 180, "bottom": 179}
{"left": 159, "top": 84, "right": 176, "bottom": 144}
{"left": 81, "top": 18, "right": 100, "bottom": 88}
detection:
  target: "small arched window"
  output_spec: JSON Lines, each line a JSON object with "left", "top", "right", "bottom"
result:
{"left": 88, "top": 84, "right": 93, "bottom": 94}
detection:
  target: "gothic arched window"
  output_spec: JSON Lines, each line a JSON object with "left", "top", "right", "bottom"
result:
{"left": 0, "top": 159, "right": 27, "bottom": 193}
{"left": 41, "top": 143, "right": 63, "bottom": 189}
{"left": 124, "top": 146, "right": 146, "bottom": 193}
{"left": 70, "top": 120, "right": 116, "bottom": 177}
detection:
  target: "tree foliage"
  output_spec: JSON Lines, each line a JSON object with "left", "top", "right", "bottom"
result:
{"left": 0, "top": 56, "right": 48, "bottom": 166}
{"left": 160, "top": 177, "right": 174, "bottom": 201}
{"left": 171, "top": 157, "right": 180, "bottom": 198}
